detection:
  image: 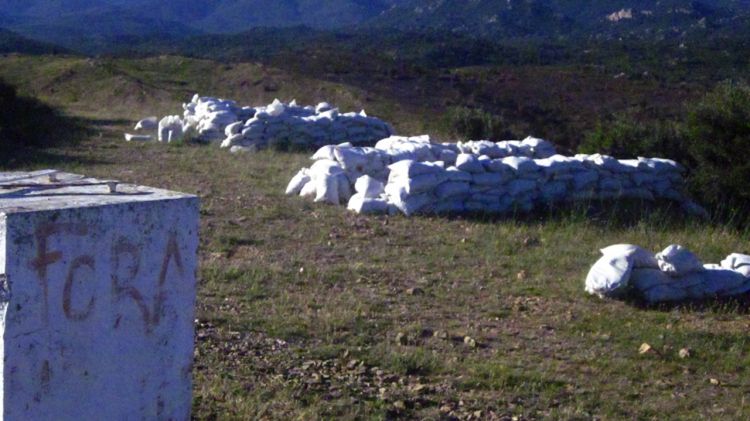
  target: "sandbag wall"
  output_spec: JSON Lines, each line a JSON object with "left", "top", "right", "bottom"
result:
{"left": 586, "top": 244, "right": 750, "bottom": 304}
{"left": 286, "top": 135, "right": 694, "bottom": 216}
{"left": 127, "top": 95, "right": 393, "bottom": 151}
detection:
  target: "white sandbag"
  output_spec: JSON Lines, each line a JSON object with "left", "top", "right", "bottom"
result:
{"left": 385, "top": 185, "right": 432, "bottom": 216}
{"left": 630, "top": 268, "right": 672, "bottom": 291}
{"left": 224, "top": 121, "right": 244, "bottom": 137}
{"left": 585, "top": 254, "right": 634, "bottom": 298}
{"left": 388, "top": 160, "right": 442, "bottom": 178}
{"left": 315, "top": 102, "right": 333, "bottom": 113}
{"left": 439, "top": 149, "right": 458, "bottom": 166}
{"left": 124, "top": 133, "right": 152, "bottom": 142}
{"left": 641, "top": 283, "right": 689, "bottom": 303}
{"left": 158, "top": 115, "right": 185, "bottom": 142}
{"left": 392, "top": 172, "right": 445, "bottom": 195}
{"left": 229, "top": 146, "right": 254, "bottom": 154}
{"left": 656, "top": 244, "right": 704, "bottom": 276}
{"left": 628, "top": 268, "right": 687, "bottom": 303}
{"left": 720, "top": 253, "right": 750, "bottom": 274}
{"left": 347, "top": 194, "right": 389, "bottom": 214}
{"left": 334, "top": 147, "right": 371, "bottom": 172}
{"left": 540, "top": 181, "right": 568, "bottom": 201}
{"left": 502, "top": 156, "right": 538, "bottom": 174}
{"left": 355, "top": 175, "right": 385, "bottom": 198}
{"left": 445, "top": 167, "right": 473, "bottom": 182}
{"left": 631, "top": 172, "right": 657, "bottom": 186}
{"left": 472, "top": 172, "right": 508, "bottom": 187}
{"left": 220, "top": 133, "right": 244, "bottom": 148}
{"left": 638, "top": 157, "right": 685, "bottom": 173}
{"left": 312, "top": 145, "right": 338, "bottom": 161}
{"left": 309, "top": 159, "right": 344, "bottom": 177}
{"left": 286, "top": 169, "right": 311, "bottom": 195}
{"left": 538, "top": 155, "right": 584, "bottom": 174}
{"left": 599, "top": 178, "right": 623, "bottom": 191}
{"left": 134, "top": 116, "right": 158, "bottom": 131}
{"left": 507, "top": 179, "right": 537, "bottom": 196}
{"left": 298, "top": 179, "right": 317, "bottom": 199}
{"left": 267, "top": 99, "right": 285, "bottom": 117}
{"left": 700, "top": 269, "right": 750, "bottom": 296}
{"left": 435, "top": 181, "right": 470, "bottom": 200}
{"left": 455, "top": 154, "right": 485, "bottom": 173}
{"left": 571, "top": 170, "right": 599, "bottom": 190}
{"left": 600, "top": 244, "right": 659, "bottom": 269}
{"left": 313, "top": 174, "right": 341, "bottom": 205}
{"left": 337, "top": 174, "right": 353, "bottom": 203}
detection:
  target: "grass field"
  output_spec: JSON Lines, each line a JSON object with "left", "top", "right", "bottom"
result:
{"left": 3, "top": 55, "right": 750, "bottom": 420}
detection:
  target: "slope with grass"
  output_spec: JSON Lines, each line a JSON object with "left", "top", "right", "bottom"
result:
{"left": 0, "top": 54, "right": 436, "bottom": 136}
{"left": 0, "top": 53, "right": 713, "bottom": 153}
{"left": 1, "top": 54, "right": 750, "bottom": 419}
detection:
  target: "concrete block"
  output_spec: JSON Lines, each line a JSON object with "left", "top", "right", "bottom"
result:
{"left": 0, "top": 171, "right": 199, "bottom": 420}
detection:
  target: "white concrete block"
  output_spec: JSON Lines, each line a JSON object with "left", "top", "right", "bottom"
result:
{"left": 0, "top": 171, "right": 199, "bottom": 420}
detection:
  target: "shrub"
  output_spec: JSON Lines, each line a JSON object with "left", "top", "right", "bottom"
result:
{"left": 684, "top": 81, "right": 750, "bottom": 212}
{"left": 442, "top": 106, "right": 516, "bottom": 141}
{"left": 578, "top": 114, "right": 686, "bottom": 160}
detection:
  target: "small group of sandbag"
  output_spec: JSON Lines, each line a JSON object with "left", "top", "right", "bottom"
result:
{"left": 586, "top": 244, "right": 750, "bottom": 303}
{"left": 124, "top": 116, "right": 158, "bottom": 142}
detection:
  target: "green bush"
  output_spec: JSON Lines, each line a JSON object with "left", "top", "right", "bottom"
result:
{"left": 684, "top": 81, "right": 750, "bottom": 212}
{"left": 578, "top": 114, "right": 686, "bottom": 160}
{"left": 442, "top": 106, "right": 515, "bottom": 141}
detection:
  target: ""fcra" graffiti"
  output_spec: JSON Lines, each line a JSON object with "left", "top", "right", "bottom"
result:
{"left": 28, "top": 222, "right": 184, "bottom": 331}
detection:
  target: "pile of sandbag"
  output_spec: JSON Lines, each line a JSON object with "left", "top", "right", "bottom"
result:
{"left": 586, "top": 244, "right": 750, "bottom": 303}
{"left": 125, "top": 95, "right": 393, "bottom": 150}
{"left": 287, "top": 135, "right": 698, "bottom": 216}
{"left": 285, "top": 135, "right": 559, "bottom": 213}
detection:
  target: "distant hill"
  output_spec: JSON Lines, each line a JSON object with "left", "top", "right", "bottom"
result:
{"left": 1, "top": 0, "right": 750, "bottom": 53}
{"left": 366, "top": 0, "right": 750, "bottom": 40}
{"left": 3, "top": 5, "right": 201, "bottom": 53}
{"left": 0, "top": 28, "right": 69, "bottom": 54}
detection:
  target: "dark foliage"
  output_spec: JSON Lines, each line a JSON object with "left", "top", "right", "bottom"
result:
{"left": 684, "top": 81, "right": 750, "bottom": 213}
{"left": 579, "top": 115, "right": 686, "bottom": 160}
{"left": 442, "top": 107, "right": 516, "bottom": 141}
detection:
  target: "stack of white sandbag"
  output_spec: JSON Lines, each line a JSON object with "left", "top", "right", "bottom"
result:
{"left": 586, "top": 244, "right": 750, "bottom": 303}
{"left": 455, "top": 138, "right": 557, "bottom": 159}
{"left": 126, "top": 95, "right": 393, "bottom": 150}
{"left": 220, "top": 99, "right": 392, "bottom": 152}
{"left": 285, "top": 135, "right": 558, "bottom": 210}
{"left": 288, "top": 134, "right": 695, "bottom": 216}
{"left": 379, "top": 153, "right": 690, "bottom": 216}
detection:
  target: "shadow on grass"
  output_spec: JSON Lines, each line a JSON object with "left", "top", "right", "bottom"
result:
{"left": 623, "top": 294, "right": 750, "bottom": 315}
{"left": 0, "top": 79, "right": 106, "bottom": 169}
{"left": 80, "top": 117, "right": 133, "bottom": 127}
{"left": 423, "top": 198, "right": 708, "bottom": 230}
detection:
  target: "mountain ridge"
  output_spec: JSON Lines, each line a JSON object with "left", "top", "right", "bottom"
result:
{"left": 2, "top": 0, "right": 750, "bottom": 53}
